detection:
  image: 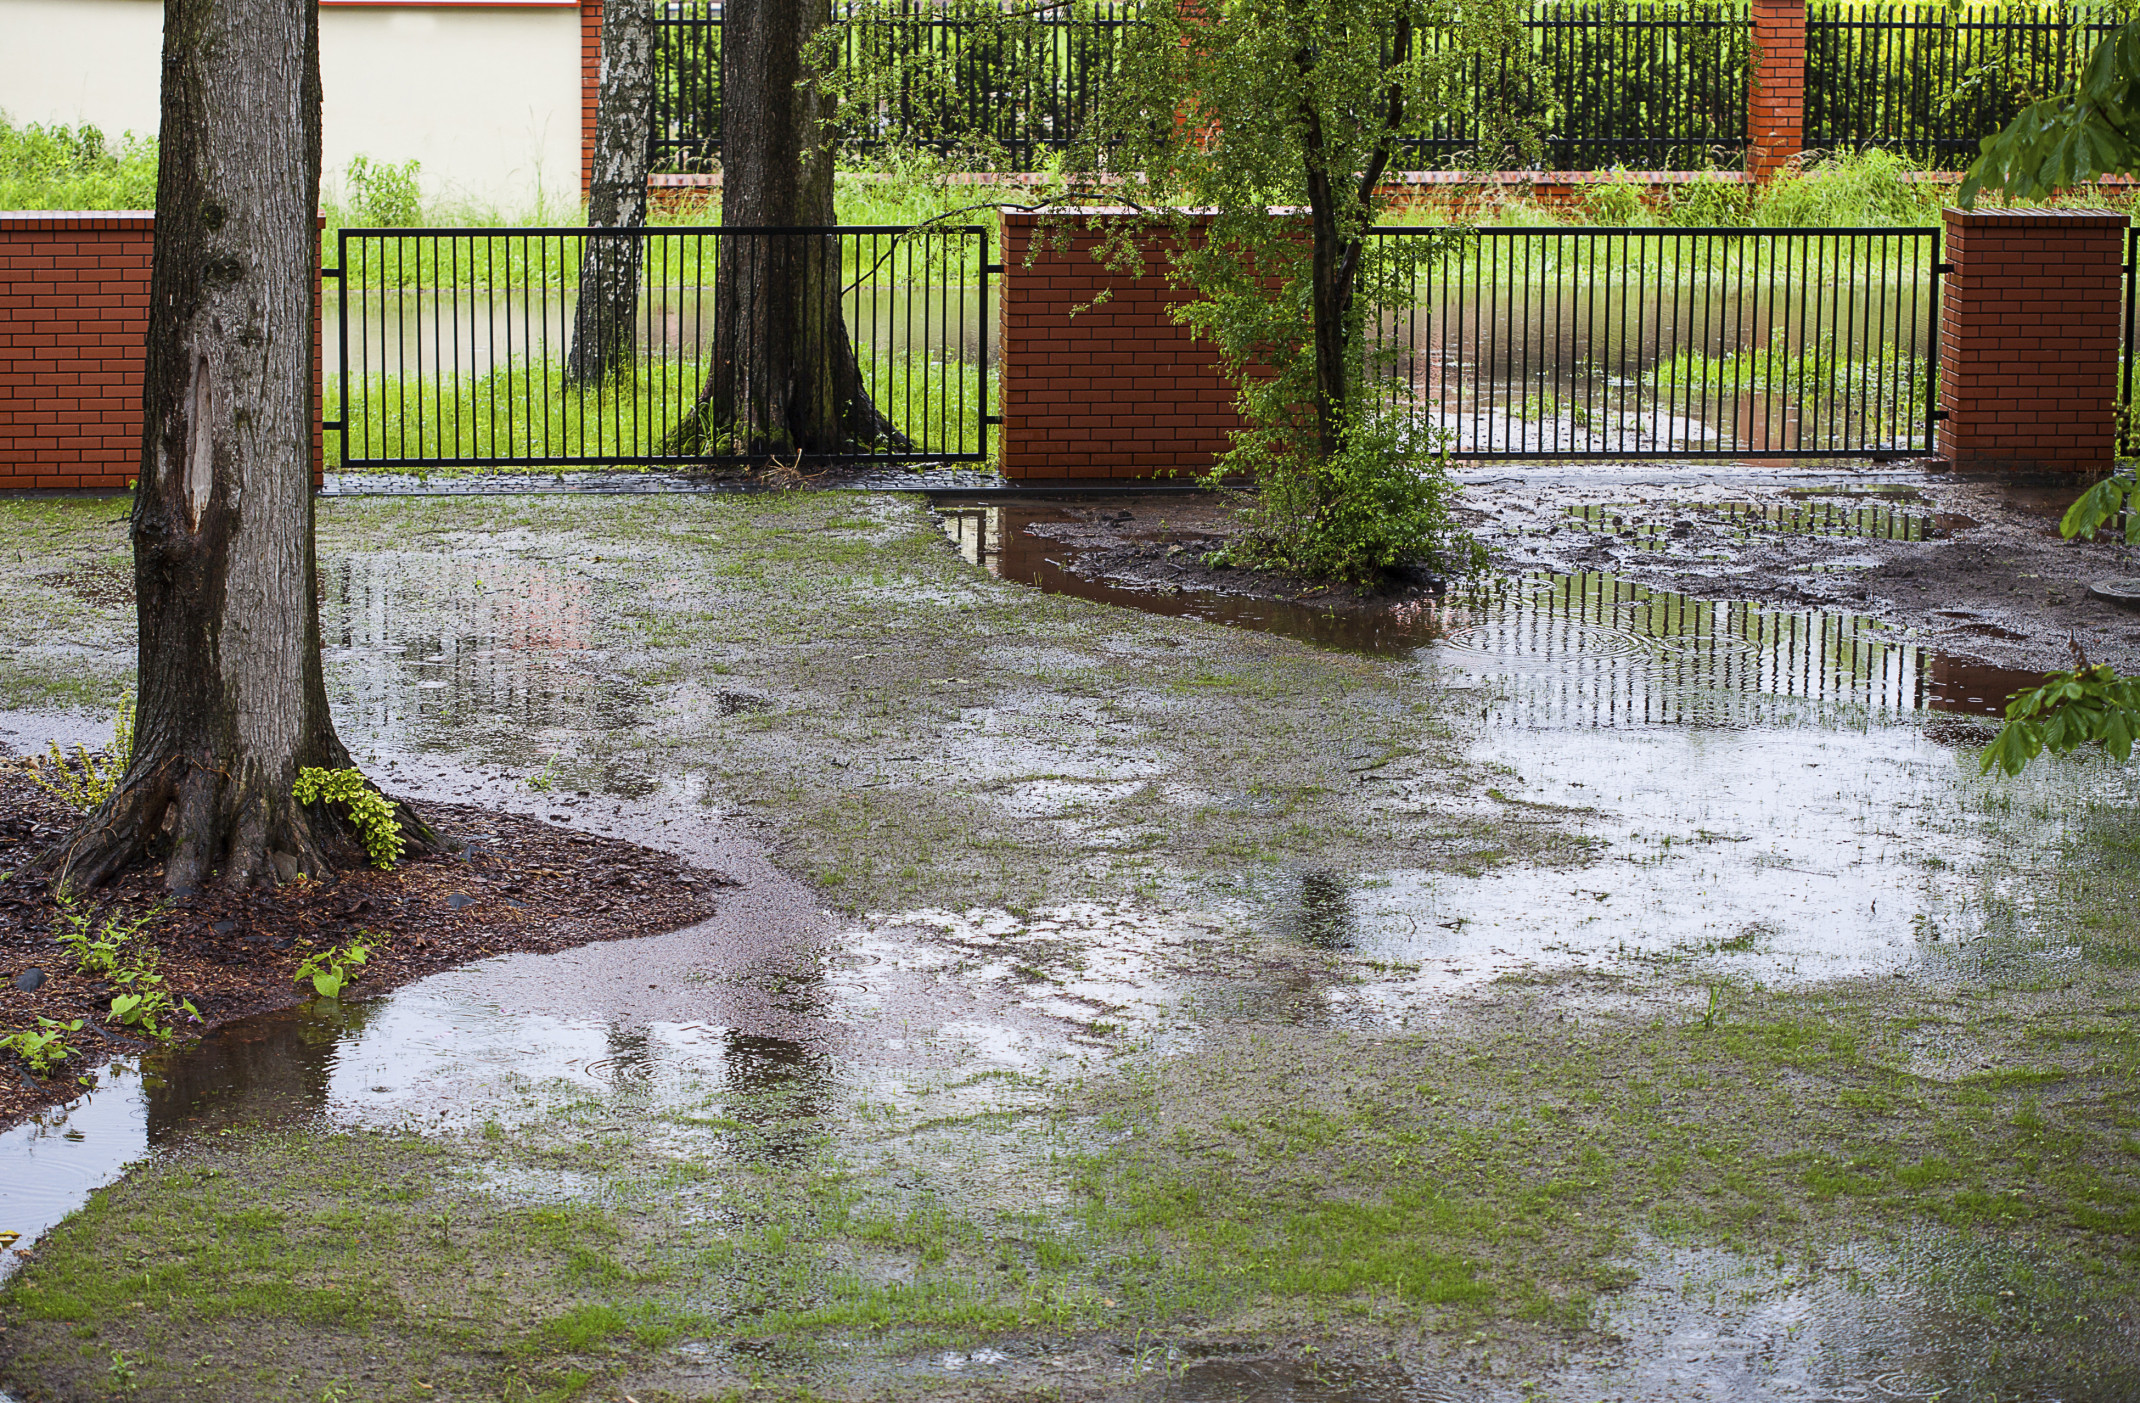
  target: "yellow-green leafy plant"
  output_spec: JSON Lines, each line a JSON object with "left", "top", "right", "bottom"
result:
{"left": 294, "top": 937, "right": 374, "bottom": 1000}
{"left": 292, "top": 767, "right": 404, "bottom": 868}
{"left": 28, "top": 700, "right": 133, "bottom": 812}
{"left": 2, "top": 1017, "right": 84, "bottom": 1077}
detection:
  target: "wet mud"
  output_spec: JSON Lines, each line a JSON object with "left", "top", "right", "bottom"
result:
{"left": 1, "top": 485, "right": 2136, "bottom": 1403}
{"left": 959, "top": 470, "right": 2140, "bottom": 680}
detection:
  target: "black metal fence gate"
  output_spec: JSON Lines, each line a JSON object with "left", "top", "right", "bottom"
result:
{"left": 323, "top": 224, "right": 993, "bottom": 472}
{"left": 1364, "top": 225, "right": 1941, "bottom": 459}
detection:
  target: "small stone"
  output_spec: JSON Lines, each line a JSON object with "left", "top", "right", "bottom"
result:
{"left": 14, "top": 967, "right": 45, "bottom": 993}
{"left": 446, "top": 893, "right": 476, "bottom": 911}
{"left": 212, "top": 921, "right": 237, "bottom": 935}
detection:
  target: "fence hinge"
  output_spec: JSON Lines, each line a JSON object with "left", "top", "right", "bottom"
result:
{"left": 320, "top": 419, "right": 346, "bottom": 431}
{"left": 984, "top": 263, "right": 1004, "bottom": 274}
{"left": 320, "top": 266, "right": 342, "bottom": 280}
{"left": 1934, "top": 262, "right": 1956, "bottom": 275}
{"left": 983, "top": 415, "right": 1004, "bottom": 425}
{"left": 1930, "top": 410, "right": 1950, "bottom": 421}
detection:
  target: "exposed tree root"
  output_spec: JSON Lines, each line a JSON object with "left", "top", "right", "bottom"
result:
{"left": 34, "top": 754, "right": 448, "bottom": 897}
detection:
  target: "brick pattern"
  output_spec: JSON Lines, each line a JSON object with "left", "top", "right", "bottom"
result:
{"left": 1748, "top": 0, "right": 1805, "bottom": 186}
{"left": 1937, "top": 207, "right": 2128, "bottom": 474}
{"left": 999, "top": 210, "right": 1248, "bottom": 480}
{"left": 1, "top": 214, "right": 156, "bottom": 492}
{"left": 582, "top": 0, "right": 603, "bottom": 202}
{"left": 2, "top": 213, "right": 323, "bottom": 493}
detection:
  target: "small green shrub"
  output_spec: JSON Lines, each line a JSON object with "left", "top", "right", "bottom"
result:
{"left": 343, "top": 154, "right": 423, "bottom": 228}
{"left": 28, "top": 700, "right": 132, "bottom": 813}
{"left": 53, "top": 897, "right": 157, "bottom": 979}
{"left": 53, "top": 899, "right": 194, "bottom": 1041}
{"left": 294, "top": 938, "right": 374, "bottom": 1001}
{"left": 1, "top": 1018, "right": 84, "bottom": 1077}
{"left": 292, "top": 767, "right": 404, "bottom": 869}
{"left": 106, "top": 948, "right": 196, "bottom": 1040}
{"left": 1218, "top": 407, "right": 1484, "bottom": 586}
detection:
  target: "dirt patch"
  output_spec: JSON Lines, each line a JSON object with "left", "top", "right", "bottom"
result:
{"left": 0, "top": 750, "right": 725, "bottom": 1134}
{"left": 1019, "top": 493, "right": 1446, "bottom": 616}
{"left": 1009, "top": 475, "right": 2140, "bottom": 675}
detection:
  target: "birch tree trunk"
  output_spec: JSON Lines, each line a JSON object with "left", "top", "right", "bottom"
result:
{"left": 44, "top": 0, "right": 432, "bottom": 895}
{"left": 664, "top": 0, "right": 907, "bottom": 458}
{"left": 568, "top": 0, "right": 657, "bottom": 385}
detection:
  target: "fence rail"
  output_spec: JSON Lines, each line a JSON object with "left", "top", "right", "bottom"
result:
{"left": 1365, "top": 226, "right": 1940, "bottom": 459}
{"left": 653, "top": 1, "right": 2117, "bottom": 175}
{"left": 326, "top": 224, "right": 992, "bottom": 470}
{"left": 1808, "top": 2, "right": 2123, "bottom": 169}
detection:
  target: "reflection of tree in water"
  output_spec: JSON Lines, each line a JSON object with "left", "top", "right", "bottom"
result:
{"left": 1293, "top": 870, "right": 1359, "bottom": 951}
{"left": 144, "top": 1001, "right": 377, "bottom": 1143}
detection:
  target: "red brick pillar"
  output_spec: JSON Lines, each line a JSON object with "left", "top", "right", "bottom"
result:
{"left": 998, "top": 210, "right": 1243, "bottom": 481}
{"left": 1748, "top": 0, "right": 1805, "bottom": 186}
{"left": 581, "top": 0, "right": 603, "bottom": 203}
{"left": 1937, "top": 207, "right": 2128, "bottom": 474}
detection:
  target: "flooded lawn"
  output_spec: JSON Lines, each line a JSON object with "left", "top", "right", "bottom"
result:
{"left": 1, "top": 481, "right": 2137, "bottom": 1401}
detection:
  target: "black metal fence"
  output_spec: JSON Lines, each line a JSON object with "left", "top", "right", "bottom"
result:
{"left": 324, "top": 225, "right": 992, "bottom": 470}
{"left": 1808, "top": 2, "right": 2122, "bottom": 169}
{"left": 653, "top": 1, "right": 2123, "bottom": 175}
{"left": 1410, "top": 1, "right": 1750, "bottom": 171}
{"left": 1364, "top": 226, "right": 1940, "bottom": 458}
{"left": 653, "top": 0, "right": 1137, "bottom": 173}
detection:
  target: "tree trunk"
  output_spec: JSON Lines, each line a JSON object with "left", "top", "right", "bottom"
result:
{"left": 567, "top": 0, "right": 657, "bottom": 385}
{"left": 42, "top": 0, "right": 433, "bottom": 896}
{"left": 664, "top": 0, "right": 907, "bottom": 458}
{"left": 1297, "top": 13, "right": 1412, "bottom": 471}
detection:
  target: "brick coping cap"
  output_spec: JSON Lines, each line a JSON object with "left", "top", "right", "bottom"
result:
{"left": 1941, "top": 206, "right": 2128, "bottom": 226}
{"left": 0, "top": 211, "right": 156, "bottom": 228}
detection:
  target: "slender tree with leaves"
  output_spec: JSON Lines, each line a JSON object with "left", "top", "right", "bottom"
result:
{"left": 1069, "top": 0, "right": 1538, "bottom": 582}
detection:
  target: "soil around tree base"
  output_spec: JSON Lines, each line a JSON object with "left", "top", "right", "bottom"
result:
{"left": 0, "top": 753, "right": 724, "bottom": 1134}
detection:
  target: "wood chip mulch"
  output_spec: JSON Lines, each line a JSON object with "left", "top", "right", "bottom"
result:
{"left": 0, "top": 756, "right": 727, "bottom": 1134}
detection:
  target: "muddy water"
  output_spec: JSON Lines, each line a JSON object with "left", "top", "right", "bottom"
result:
{"left": 2, "top": 490, "right": 2127, "bottom": 1399}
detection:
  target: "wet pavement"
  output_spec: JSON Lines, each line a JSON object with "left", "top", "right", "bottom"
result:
{"left": 3, "top": 476, "right": 2135, "bottom": 1400}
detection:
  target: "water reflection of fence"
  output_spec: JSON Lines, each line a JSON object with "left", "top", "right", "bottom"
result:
{"left": 1446, "top": 571, "right": 2027, "bottom": 727}
{"left": 326, "top": 225, "right": 991, "bottom": 470}
{"left": 1366, "top": 226, "right": 1938, "bottom": 459}
{"left": 326, "top": 554, "right": 606, "bottom": 743}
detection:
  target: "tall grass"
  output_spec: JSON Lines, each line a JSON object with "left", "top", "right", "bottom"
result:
{"left": 326, "top": 350, "right": 990, "bottom": 470}
{"left": 0, "top": 113, "right": 157, "bottom": 209}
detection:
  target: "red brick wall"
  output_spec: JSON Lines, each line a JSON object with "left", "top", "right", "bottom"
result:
{"left": 1, "top": 212, "right": 323, "bottom": 493}
{"left": 1748, "top": 0, "right": 1805, "bottom": 185}
{"left": 1, "top": 214, "right": 155, "bottom": 492}
{"left": 1937, "top": 207, "right": 2128, "bottom": 474}
{"left": 582, "top": 0, "right": 603, "bottom": 202}
{"left": 999, "top": 209, "right": 1247, "bottom": 480}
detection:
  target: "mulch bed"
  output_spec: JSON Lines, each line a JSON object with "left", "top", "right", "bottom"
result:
{"left": 0, "top": 751, "right": 725, "bottom": 1134}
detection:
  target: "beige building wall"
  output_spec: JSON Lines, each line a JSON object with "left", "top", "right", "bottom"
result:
{"left": 0, "top": 0, "right": 583, "bottom": 215}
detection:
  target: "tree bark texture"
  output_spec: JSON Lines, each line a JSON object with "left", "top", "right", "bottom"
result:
{"left": 45, "top": 0, "right": 414, "bottom": 894}
{"left": 568, "top": 0, "right": 656, "bottom": 385}
{"left": 665, "top": 0, "right": 906, "bottom": 457}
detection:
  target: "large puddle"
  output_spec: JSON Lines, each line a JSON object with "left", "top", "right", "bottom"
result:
{"left": 3, "top": 485, "right": 2130, "bottom": 1399}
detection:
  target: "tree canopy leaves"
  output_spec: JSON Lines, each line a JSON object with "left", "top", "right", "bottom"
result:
{"left": 1959, "top": 18, "right": 2140, "bottom": 206}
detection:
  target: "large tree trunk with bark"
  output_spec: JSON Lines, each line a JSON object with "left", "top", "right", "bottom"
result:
{"left": 43, "top": 0, "right": 432, "bottom": 896}
{"left": 663, "top": 0, "right": 906, "bottom": 458}
{"left": 568, "top": 0, "right": 656, "bottom": 385}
